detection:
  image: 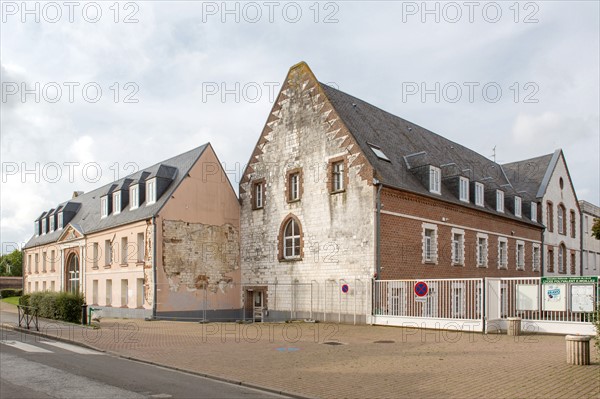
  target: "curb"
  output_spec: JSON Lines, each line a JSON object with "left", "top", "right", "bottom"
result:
{"left": 1, "top": 323, "right": 317, "bottom": 399}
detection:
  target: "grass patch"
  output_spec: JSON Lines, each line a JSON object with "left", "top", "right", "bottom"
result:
{"left": 1, "top": 296, "right": 20, "bottom": 306}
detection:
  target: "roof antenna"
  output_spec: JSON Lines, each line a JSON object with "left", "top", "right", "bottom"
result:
{"left": 490, "top": 145, "right": 497, "bottom": 163}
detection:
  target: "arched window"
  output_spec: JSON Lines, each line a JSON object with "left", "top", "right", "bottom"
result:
{"left": 67, "top": 254, "right": 80, "bottom": 294}
{"left": 557, "top": 204, "right": 566, "bottom": 235}
{"left": 558, "top": 243, "right": 566, "bottom": 274}
{"left": 279, "top": 215, "right": 302, "bottom": 260}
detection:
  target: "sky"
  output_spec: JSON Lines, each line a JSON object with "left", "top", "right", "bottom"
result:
{"left": 1, "top": 1, "right": 599, "bottom": 253}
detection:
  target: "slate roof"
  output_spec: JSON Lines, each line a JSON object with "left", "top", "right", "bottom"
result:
{"left": 320, "top": 83, "right": 541, "bottom": 225}
{"left": 502, "top": 152, "right": 556, "bottom": 199}
{"left": 24, "top": 144, "right": 208, "bottom": 249}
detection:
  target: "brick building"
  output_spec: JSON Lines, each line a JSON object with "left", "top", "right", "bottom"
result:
{"left": 23, "top": 144, "right": 241, "bottom": 319}
{"left": 503, "top": 150, "right": 581, "bottom": 276}
{"left": 240, "top": 62, "right": 543, "bottom": 323}
{"left": 579, "top": 200, "right": 600, "bottom": 276}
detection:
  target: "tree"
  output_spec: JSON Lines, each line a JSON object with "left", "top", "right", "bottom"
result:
{"left": 0, "top": 250, "right": 23, "bottom": 276}
{"left": 592, "top": 218, "right": 600, "bottom": 240}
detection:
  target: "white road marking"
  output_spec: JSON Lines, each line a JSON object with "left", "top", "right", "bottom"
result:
{"left": 0, "top": 340, "right": 53, "bottom": 353}
{"left": 40, "top": 340, "right": 102, "bottom": 355}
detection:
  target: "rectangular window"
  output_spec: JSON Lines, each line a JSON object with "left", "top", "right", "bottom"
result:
{"left": 121, "top": 237, "right": 128, "bottom": 264}
{"left": 58, "top": 212, "right": 63, "bottom": 229}
{"left": 288, "top": 172, "right": 300, "bottom": 201}
{"left": 547, "top": 202, "right": 554, "bottom": 232}
{"left": 451, "top": 231, "right": 464, "bottom": 265}
{"left": 369, "top": 144, "right": 390, "bottom": 161}
{"left": 496, "top": 190, "right": 504, "bottom": 213}
{"left": 514, "top": 197, "right": 522, "bottom": 218}
{"left": 459, "top": 177, "right": 469, "bottom": 202}
{"left": 113, "top": 191, "right": 121, "bottom": 215}
{"left": 35, "top": 282, "right": 39, "bottom": 292}
{"left": 422, "top": 225, "right": 438, "bottom": 263}
{"left": 28, "top": 255, "right": 31, "bottom": 274}
{"left": 49, "top": 216, "right": 55, "bottom": 232}
{"left": 130, "top": 185, "right": 139, "bottom": 210}
{"left": 253, "top": 181, "right": 264, "bottom": 209}
{"left": 35, "top": 253, "right": 39, "bottom": 273}
{"left": 50, "top": 281, "right": 55, "bottom": 291}
{"left": 498, "top": 239, "right": 508, "bottom": 268}
{"left": 50, "top": 250, "right": 55, "bottom": 272}
{"left": 516, "top": 242, "right": 525, "bottom": 270}
{"left": 531, "top": 202, "right": 538, "bottom": 222}
{"left": 42, "top": 252, "right": 46, "bottom": 272}
{"left": 34, "top": 221, "right": 39, "bottom": 236}
{"left": 558, "top": 206, "right": 565, "bottom": 235}
{"left": 121, "top": 279, "right": 129, "bottom": 307}
{"left": 136, "top": 278, "right": 144, "bottom": 308}
{"left": 146, "top": 179, "right": 156, "bottom": 205}
{"left": 41, "top": 219, "right": 47, "bottom": 234}
{"left": 477, "top": 235, "right": 488, "bottom": 267}
{"left": 547, "top": 248, "right": 554, "bottom": 273}
{"left": 42, "top": 281, "right": 46, "bottom": 291}
{"left": 332, "top": 161, "right": 345, "bottom": 192}
{"left": 137, "top": 233, "right": 144, "bottom": 262}
{"left": 93, "top": 243, "right": 99, "bottom": 268}
{"left": 101, "top": 196, "right": 109, "bottom": 218}
{"left": 558, "top": 245, "right": 566, "bottom": 273}
{"left": 429, "top": 166, "right": 441, "bottom": 194}
{"left": 533, "top": 245, "right": 540, "bottom": 271}
{"left": 570, "top": 252, "right": 576, "bottom": 274}
{"left": 570, "top": 210, "right": 576, "bottom": 238}
{"left": 475, "top": 182, "right": 484, "bottom": 207}
{"left": 27, "top": 282, "right": 31, "bottom": 293}
{"left": 104, "top": 240, "right": 112, "bottom": 266}
{"left": 92, "top": 280, "right": 99, "bottom": 305}
{"left": 105, "top": 279, "right": 112, "bottom": 306}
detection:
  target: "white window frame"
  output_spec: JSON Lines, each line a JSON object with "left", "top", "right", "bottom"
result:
{"left": 476, "top": 233, "right": 488, "bottom": 268}
{"left": 283, "top": 218, "right": 301, "bottom": 259}
{"left": 146, "top": 179, "right": 157, "bottom": 205}
{"left": 475, "top": 183, "right": 484, "bottom": 207}
{"left": 459, "top": 177, "right": 469, "bottom": 202}
{"left": 422, "top": 223, "right": 438, "bottom": 264}
{"left": 41, "top": 218, "right": 47, "bottom": 235}
{"left": 113, "top": 191, "right": 121, "bottom": 215}
{"left": 514, "top": 196, "right": 522, "bottom": 218}
{"left": 34, "top": 221, "right": 39, "bottom": 236}
{"left": 429, "top": 166, "right": 441, "bottom": 194}
{"left": 516, "top": 240, "right": 525, "bottom": 270}
{"left": 498, "top": 237, "right": 508, "bottom": 269}
{"left": 57, "top": 212, "right": 63, "bottom": 229}
{"left": 332, "top": 161, "right": 344, "bottom": 191}
{"left": 105, "top": 239, "right": 112, "bottom": 266}
{"left": 496, "top": 190, "right": 504, "bottom": 213}
{"left": 49, "top": 216, "right": 55, "bottom": 232}
{"left": 451, "top": 228, "right": 465, "bottom": 266}
{"left": 130, "top": 185, "right": 139, "bottom": 210}
{"left": 101, "top": 196, "right": 109, "bottom": 218}
{"left": 289, "top": 173, "right": 300, "bottom": 201}
{"left": 532, "top": 244, "right": 541, "bottom": 272}
{"left": 255, "top": 182, "right": 263, "bottom": 208}
{"left": 531, "top": 202, "right": 537, "bottom": 222}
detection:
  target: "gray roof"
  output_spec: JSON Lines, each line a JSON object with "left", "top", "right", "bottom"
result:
{"left": 502, "top": 151, "right": 556, "bottom": 199}
{"left": 579, "top": 200, "right": 600, "bottom": 217}
{"left": 24, "top": 144, "right": 208, "bottom": 249}
{"left": 320, "top": 83, "right": 540, "bottom": 225}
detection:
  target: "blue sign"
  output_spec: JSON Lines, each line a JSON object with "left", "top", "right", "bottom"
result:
{"left": 342, "top": 284, "right": 349, "bottom": 293}
{"left": 414, "top": 281, "right": 429, "bottom": 297}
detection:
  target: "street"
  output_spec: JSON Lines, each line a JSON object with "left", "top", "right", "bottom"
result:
{"left": 0, "top": 329, "right": 285, "bottom": 399}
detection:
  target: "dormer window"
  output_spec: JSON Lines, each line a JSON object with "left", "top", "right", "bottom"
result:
{"left": 474, "top": 182, "right": 484, "bottom": 207}
{"left": 514, "top": 196, "right": 522, "bottom": 218}
{"left": 49, "top": 216, "right": 55, "bottom": 232}
{"left": 34, "top": 221, "right": 39, "bottom": 236}
{"left": 531, "top": 202, "right": 538, "bottom": 222}
{"left": 496, "top": 190, "right": 504, "bottom": 213}
{"left": 130, "top": 185, "right": 139, "bottom": 210}
{"left": 113, "top": 191, "right": 121, "bottom": 215}
{"left": 101, "top": 196, "right": 109, "bottom": 218}
{"left": 146, "top": 179, "right": 156, "bottom": 205}
{"left": 429, "top": 166, "right": 441, "bottom": 194}
{"left": 459, "top": 177, "right": 469, "bottom": 202}
{"left": 41, "top": 218, "right": 47, "bottom": 234}
{"left": 58, "top": 212, "right": 63, "bottom": 229}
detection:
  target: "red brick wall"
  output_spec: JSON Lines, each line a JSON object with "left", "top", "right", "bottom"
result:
{"left": 379, "top": 188, "right": 542, "bottom": 279}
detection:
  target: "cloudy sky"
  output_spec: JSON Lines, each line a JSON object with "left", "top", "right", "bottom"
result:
{"left": 1, "top": 1, "right": 599, "bottom": 252}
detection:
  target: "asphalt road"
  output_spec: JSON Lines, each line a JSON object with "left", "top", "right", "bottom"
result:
{"left": 0, "top": 329, "right": 287, "bottom": 399}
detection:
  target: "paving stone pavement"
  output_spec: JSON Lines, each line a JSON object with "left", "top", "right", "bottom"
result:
{"left": 1, "top": 302, "right": 599, "bottom": 398}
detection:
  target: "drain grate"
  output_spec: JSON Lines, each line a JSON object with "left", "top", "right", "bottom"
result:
{"left": 323, "top": 341, "right": 344, "bottom": 345}
{"left": 373, "top": 340, "right": 395, "bottom": 344}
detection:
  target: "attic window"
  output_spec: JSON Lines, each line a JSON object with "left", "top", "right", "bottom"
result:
{"left": 474, "top": 182, "right": 484, "bottom": 207}
{"left": 429, "top": 166, "right": 441, "bottom": 195}
{"left": 49, "top": 216, "right": 55, "bottom": 232}
{"left": 113, "top": 191, "right": 121, "bottom": 215}
{"left": 496, "top": 190, "right": 504, "bottom": 213}
{"left": 130, "top": 185, "right": 139, "bottom": 210}
{"left": 34, "top": 221, "right": 39, "bottom": 236}
{"left": 514, "top": 196, "right": 522, "bottom": 218}
{"left": 101, "top": 196, "right": 109, "bottom": 218}
{"left": 146, "top": 179, "right": 157, "bottom": 205}
{"left": 58, "top": 212, "right": 63, "bottom": 229}
{"left": 368, "top": 144, "right": 390, "bottom": 162}
{"left": 459, "top": 177, "right": 469, "bottom": 202}
{"left": 41, "top": 218, "right": 47, "bottom": 235}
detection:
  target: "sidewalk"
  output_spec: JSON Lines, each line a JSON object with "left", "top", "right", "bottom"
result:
{"left": 1, "top": 301, "right": 599, "bottom": 398}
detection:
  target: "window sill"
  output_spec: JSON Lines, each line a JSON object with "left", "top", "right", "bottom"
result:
{"left": 279, "top": 257, "right": 302, "bottom": 262}
{"left": 136, "top": 261, "right": 144, "bottom": 266}
{"left": 91, "top": 266, "right": 99, "bottom": 270}
{"left": 452, "top": 262, "right": 464, "bottom": 267}
{"left": 423, "top": 260, "right": 437, "bottom": 265}
{"left": 103, "top": 265, "right": 112, "bottom": 269}
{"left": 477, "top": 264, "right": 488, "bottom": 268}
{"left": 120, "top": 263, "right": 129, "bottom": 267}
{"left": 252, "top": 206, "right": 264, "bottom": 211}
{"left": 498, "top": 265, "right": 508, "bottom": 270}
{"left": 330, "top": 189, "right": 345, "bottom": 195}
{"left": 287, "top": 199, "right": 301, "bottom": 204}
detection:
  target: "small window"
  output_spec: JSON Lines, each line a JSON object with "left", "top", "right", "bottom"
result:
{"left": 146, "top": 179, "right": 156, "bottom": 205}
{"left": 369, "top": 144, "right": 390, "bottom": 162}
{"left": 130, "top": 185, "right": 139, "bottom": 210}
{"left": 559, "top": 177, "right": 564, "bottom": 189}
{"left": 558, "top": 243, "right": 566, "bottom": 273}
{"left": 475, "top": 183, "right": 484, "bottom": 207}
{"left": 547, "top": 201, "right": 554, "bottom": 232}
{"left": 557, "top": 204, "right": 566, "bottom": 235}
{"left": 41, "top": 219, "right": 47, "bottom": 234}
{"left": 532, "top": 245, "right": 540, "bottom": 271}
{"left": 459, "top": 177, "right": 469, "bottom": 202}
{"left": 137, "top": 233, "right": 144, "bottom": 262}
{"left": 106, "top": 279, "right": 112, "bottom": 306}
{"left": 570, "top": 210, "right": 576, "bottom": 238}
{"left": 92, "top": 243, "right": 99, "bottom": 268}
{"left": 332, "top": 161, "right": 345, "bottom": 192}
{"left": 252, "top": 180, "right": 264, "bottom": 209}
{"left": 34, "top": 221, "right": 39, "bottom": 236}
{"left": 547, "top": 248, "right": 554, "bottom": 273}
{"left": 451, "top": 231, "right": 465, "bottom": 265}
{"left": 101, "top": 196, "right": 109, "bottom": 218}
{"left": 496, "top": 190, "right": 504, "bottom": 213}
{"left": 104, "top": 240, "right": 112, "bottom": 266}
{"left": 282, "top": 218, "right": 301, "bottom": 259}
{"left": 121, "top": 237, "right": 128, "bottom": 264}
{"left": 498, "top": 238, "right": 508, "bottom": 268}
{"left": 113, "top": 191, "right": 121, "bottom": 215}
{"left": 422, "top": 224, "right": 438, "bottom": 263}
{"left": 58, "top": 213, "right": 63, "bottom": 229}
{"left": 49, "top": 217, "right": 55, "bottom": 232}
{"left": 516, "top": 242, "right": 525, "bottom": 270}
{"left": 42, "top": 251, "right": 47, "bottom": 272}
{"left": 514, "top": 196, "right": 522, "bottom": 218}
{"left": 429, "top": 166, "right": 441, "bottom": 195}
{"left": 531, "top": 202, "right": 538, "bottom": 222}
{"left": 288, "top": 172, "right": 301, "bottom": 202}
{"left": 477, "top": 235, "right": 488, "bottom": 267}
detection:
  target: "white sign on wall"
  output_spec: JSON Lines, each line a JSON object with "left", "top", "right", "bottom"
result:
{"left": 542, "top": 284, "right": 566, "bottom": 311}
{"left": 571, "top": 284, "right": 595, "bottom": 312}
{"left": 516, "top": 284, "right": 539, "bottom": 311}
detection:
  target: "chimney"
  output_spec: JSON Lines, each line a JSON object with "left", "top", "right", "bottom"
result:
{"left": 72, "top": 191, "right": 84, "bottom": 198}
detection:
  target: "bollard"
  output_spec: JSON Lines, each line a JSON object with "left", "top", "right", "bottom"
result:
{"left": 565, "top": 335, "right": 592, "bottom": 365}
{"left": 81, "top": 304, "right": 88, "bottom": 325}
{"left": 507, "top": 317, "right": 522, "bottom": 336}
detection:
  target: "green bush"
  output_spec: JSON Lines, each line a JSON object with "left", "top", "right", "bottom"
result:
{"left": 17, "top": 291, "right": 84, "bottom": 324}
{"left": 0, "top": 288, "right": 23, "bottom": 298}
{"left": 593, "top": 302, "right": 600, "bottom": 353}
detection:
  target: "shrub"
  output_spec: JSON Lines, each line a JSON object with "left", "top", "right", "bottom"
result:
{"left": 0, "top": 288, "right": 22, "bottom": 298}
{"left": 19, "top": 294, "right": 30, "bottom": 306}
{"left": 594, "top": 302, "right": 600, "bottom": 353}
{"left": 16, "top": 291, "right": 84, "bottom": 324}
